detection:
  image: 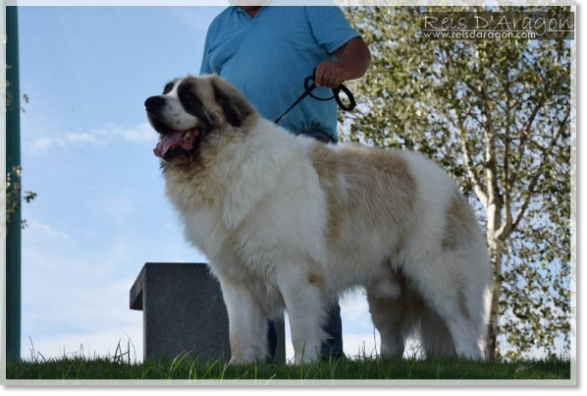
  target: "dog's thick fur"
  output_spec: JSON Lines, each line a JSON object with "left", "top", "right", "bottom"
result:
{"left": 146, "top": 75, "right": 492, "bottom": 364}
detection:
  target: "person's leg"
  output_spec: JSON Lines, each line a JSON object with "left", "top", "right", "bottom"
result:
{"left": 267, "top": 303, "right": 344, "bottom": 362}
{"left": 321, "top": 302, "right": 345, "bottom": 360}
{"left": 266, "top": 320, "right": 278, "bottom": 363}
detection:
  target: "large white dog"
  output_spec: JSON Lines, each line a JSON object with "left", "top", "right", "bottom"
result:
{"left": 145, "top": 75, "right": 492, "bottom": 364}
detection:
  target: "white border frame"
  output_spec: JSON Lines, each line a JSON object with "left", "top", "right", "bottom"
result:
{"left": 0, "top": 0, "right": 577, "bottom": 386}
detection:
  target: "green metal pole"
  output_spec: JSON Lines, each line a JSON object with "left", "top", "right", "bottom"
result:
{"left": 6, "top": 5, "right": 21, "bottom": 362}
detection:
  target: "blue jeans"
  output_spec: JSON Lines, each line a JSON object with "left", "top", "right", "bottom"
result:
{"left": 266, "top": 129, "right": 343, "bottom": 362}
{"left": 266, "top": 303, "right": 344, "bottom": 362}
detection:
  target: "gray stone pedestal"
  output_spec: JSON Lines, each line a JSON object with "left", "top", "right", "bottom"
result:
{"left": 130, "top": 263, "right": 286, "bottom": 363}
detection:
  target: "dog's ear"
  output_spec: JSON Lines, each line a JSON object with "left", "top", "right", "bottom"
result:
{"left": 210, "top": 76, "right": 255, "bottom": 128}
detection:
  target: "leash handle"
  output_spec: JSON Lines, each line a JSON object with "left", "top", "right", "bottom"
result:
{"left": 306, "top": 68, "right": 356, "bottom": 111}
{"left": 274, "top": 68, "right": 356, "bottom": 124}
{"left": 333, "top": 83, "right": 356, "bottom": 111}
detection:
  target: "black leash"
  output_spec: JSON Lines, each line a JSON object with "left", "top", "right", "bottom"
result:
{"left": 274, "top": 68, "right": 356, "bottom": 125}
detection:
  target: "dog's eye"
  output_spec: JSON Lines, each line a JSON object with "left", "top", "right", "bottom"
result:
{"left": 181, "top": 91, "right": 197, "bottom": 100}
{"left": 162, "top": 82, "right": 174, "bottom": 94}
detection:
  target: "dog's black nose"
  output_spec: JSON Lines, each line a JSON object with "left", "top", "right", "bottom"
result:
{"left": 145, "top": 96, "right": 166, "bottom": 112}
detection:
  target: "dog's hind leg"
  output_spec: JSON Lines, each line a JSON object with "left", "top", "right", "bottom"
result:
{"left": 419, "top": 308, "right": 457, "bottom": 358}
{"left": 404, "top": 256, "right": 485, "bottom": 360}
{"left": 276, "top": 265, "right": 327, "bottom": 364}
{"left": 366, "top": 289, "right": 408, "bottom": 359}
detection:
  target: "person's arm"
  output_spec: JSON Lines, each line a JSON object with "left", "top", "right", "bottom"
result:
{"left": 304, "top": 6, "right": 371, "bottom": 88}
{"left": 315, "top": 37, "right": 371, "bottom": 88}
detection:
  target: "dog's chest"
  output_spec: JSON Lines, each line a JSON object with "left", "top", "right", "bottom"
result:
{"left": 178, "top": 205, "right": 226, "bottom": 256}
{"left": 176, "top": 197, "right": 287, "bottom": 284}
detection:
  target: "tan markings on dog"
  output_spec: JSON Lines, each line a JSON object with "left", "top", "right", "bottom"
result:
{"left": 162, "top": 75, "right": 260, "bottom": 210}
{"left": 163, "top": 114, "right": 260, "bottom": 211}
{"left": 343, "top": 146, "right": 417, "bottom": 229}
{"left": 164, "top": 156, "right": 218, "bottom": 209}
{"left": 185, "top": 76, "right": 224, "bottom": 117}
{"left": 308, "top": 271, "right": 324, "bottom": 289}
{"left": 457, "top": 288, "right": 471, "bottom": 320}
{"left": 311, "top": 144, "right": 345, "bottom": 245}
{"left": 441, "top": 191, "right": 478, "bottom": 250}
{"left": 311, "top": 144, "right": 417, "bottom": 246}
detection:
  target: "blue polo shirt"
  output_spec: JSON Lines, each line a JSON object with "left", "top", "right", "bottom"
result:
{"left": 199, "top": 6, "right": 359, "bottom": 142}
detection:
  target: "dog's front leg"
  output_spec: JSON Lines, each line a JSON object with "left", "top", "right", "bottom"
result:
{"left": 218, "top": 277, "right": 267, "bottom": 364}
{"left": 277, "top": 266, "right": 326, "bottom": 364}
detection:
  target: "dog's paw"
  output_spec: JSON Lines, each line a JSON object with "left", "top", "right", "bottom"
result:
{"left": 228, "top": 357, "right": 248, "bottom": 365}
{"left": 293, "top": 346, "right": 322, "bottom": 365}
{"left": 229, "top": 355, "right": 262, "bottom": 365}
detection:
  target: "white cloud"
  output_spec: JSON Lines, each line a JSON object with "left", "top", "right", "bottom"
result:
{"left": 341, "top": 291, "right": 370, "bottom": 319}
{"left": 340, "top": 290, "right": 382, "bottom": 335}
{"left": 21, "top": 225, "right": 144, "bottom": 361}
{"left": 118, "top": 123, "right": 158, "bottom": 143}
{"left": 65, "top": 132, "right": 99, "bottom": 143}
{"left": 22, "top": 260, "right": 143, "bottom": 361}
{"left": 20, "top": 214, "right": 207, "bottom": 362}
{"left": 31, "top": 136, "right": 64, "bottom": 153}
{"left": 343, "top": 333, "right": 381, "bottom": 359}
{"left": 26, "top": 219, "right": 69, "bottom": 240}
{"left": 25, "top": 327, "right": 143, "bottom": 363}
{"left": 29, "top": 122, "right": 156, "bottom": 155}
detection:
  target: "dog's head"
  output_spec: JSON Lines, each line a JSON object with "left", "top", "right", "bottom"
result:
{"left": 145, "top": 75, "right": 256, "bottom": 161}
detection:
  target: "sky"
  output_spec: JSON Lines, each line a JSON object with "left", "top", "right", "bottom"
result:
{"left": 17, "top": 6, "right": 384, "bottom": 362}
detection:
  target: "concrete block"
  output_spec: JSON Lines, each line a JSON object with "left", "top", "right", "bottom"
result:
{"left": 130, "top": 263, "right": 286, "bottom": 363}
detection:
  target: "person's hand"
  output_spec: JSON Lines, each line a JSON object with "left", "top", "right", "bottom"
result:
{"left": 315, "top": 61, "right": 349, "bottom": 89}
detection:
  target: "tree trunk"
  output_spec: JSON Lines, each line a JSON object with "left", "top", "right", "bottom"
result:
{"left": 486, "top": 243, "right": 503, "bottom": 360}
{"left": 485, "top": 198, "right": 503, "bottom": 360}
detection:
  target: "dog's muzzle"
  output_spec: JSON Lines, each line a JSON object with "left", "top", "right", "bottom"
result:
{"left": 145, "top": 95, "right": 167, "bottom": 115}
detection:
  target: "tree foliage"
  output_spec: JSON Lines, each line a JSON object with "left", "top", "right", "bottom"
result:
{"left": 342, "top": 6, "right": 571, "bottom": 359}
{"left": 5, "top": 166, "right": 37, "bottom": 230}
{"left": 4, "top": 65, "right": 36, "bottom": 230}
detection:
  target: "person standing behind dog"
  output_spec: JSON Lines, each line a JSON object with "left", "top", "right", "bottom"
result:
{"left": 199, "top": 5, "right": 371, "bottom": 360}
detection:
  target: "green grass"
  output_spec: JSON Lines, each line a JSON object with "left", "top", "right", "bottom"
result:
{"left": 7, "top": 355, "right": 571, "bottom": 381}
{"left": 6, "top": 339, "right": 570, "bottom": 381}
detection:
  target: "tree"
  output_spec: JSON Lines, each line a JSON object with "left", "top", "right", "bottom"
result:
{"left": 342, "top": 6, "right": 571, "bottom": 359}
{"left": 4, "top": 66, "right": 36, "bottom": 230}
{"left": 5, "top": 165, "right": 37, "bottom": 230}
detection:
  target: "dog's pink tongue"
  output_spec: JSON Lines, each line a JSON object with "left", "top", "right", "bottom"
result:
{"left": 154, "top": 131, "right": 183, "bottom": 158}
{"left": 153, "top": 130, "right": 199, "bottom": 158}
